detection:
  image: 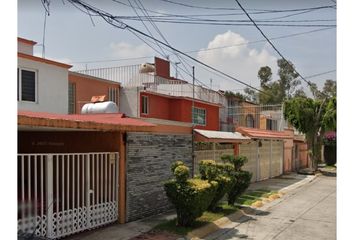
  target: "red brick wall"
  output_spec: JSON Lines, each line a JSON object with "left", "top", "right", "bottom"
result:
{"left": 140, "top": 92, "right": 219, "bottom": 131}
{"left": 69, "top": 73, "right": 120, "bottom": 114}
{"left": 154, "top": 57, "right": 170, "bottom": 78}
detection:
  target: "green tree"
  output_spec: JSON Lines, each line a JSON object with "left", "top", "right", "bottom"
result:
{"left": 245, "top": 59, "right": 301, "bottom": 104}
{"left": 283, "top": 97, "right": 329, "bottom": 170}
{"left": 323, "top": 97, "right": 336, "bottom": 131}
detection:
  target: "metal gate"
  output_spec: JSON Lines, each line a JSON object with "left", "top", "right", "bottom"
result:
{"left": 18, "top": 152, "right": 119, "bottom": 239}
{"left": 240, "top": 140, "right": 284, "bottom": 182}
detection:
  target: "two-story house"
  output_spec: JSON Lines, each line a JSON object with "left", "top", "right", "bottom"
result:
{"left": 17, "top": 37, "right": 72, "bottom": 114}
{"left": 78, "top": 57, "right": 222, "bottom": 131}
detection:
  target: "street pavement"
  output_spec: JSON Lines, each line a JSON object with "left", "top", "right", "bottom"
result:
{"left": 204, "top": 175, "right": 336, "bottom": 240}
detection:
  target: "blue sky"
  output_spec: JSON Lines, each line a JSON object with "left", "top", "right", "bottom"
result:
{"left": 18, "top": 0, "right": 336, "bottom": 95}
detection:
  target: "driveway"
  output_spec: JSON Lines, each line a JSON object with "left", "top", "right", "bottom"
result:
{"left": 204, "top": 175, "right": 336, "bottom": 240}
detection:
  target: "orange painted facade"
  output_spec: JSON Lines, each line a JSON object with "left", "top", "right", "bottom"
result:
{"left": 140, "top": 92, "right": 220, "bottom": 131}
{"left": 68, "top": 72, "right": 120, "bottom": 114}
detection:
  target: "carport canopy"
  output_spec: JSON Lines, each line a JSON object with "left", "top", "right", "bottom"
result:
{"left": 194, "top": 129, "right": 251, "bottom": 143}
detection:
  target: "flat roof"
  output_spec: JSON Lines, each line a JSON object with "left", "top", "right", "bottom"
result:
{"left": 194, "top": 129, "right": 251, "bottom": 143}
{"left": 142, "top": 90, "right": 222, "bottom": 107}
{"left": 18, "top": 111, "right": 155, "bottom": 132}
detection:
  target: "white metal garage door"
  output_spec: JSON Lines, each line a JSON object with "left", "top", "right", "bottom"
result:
{"left": 18, "top": 152, "right": 119, "bottom": 239}
{"left": 239, "top": 141, "right": 258, "bottom": 182}
{"left": 271, "top": 140, "right": 283, "bottom": 177}
{"left": 240, "top": 139, "right": 284, "bottom": 182}
{"left": 259, "top": 140, "right": 271, "bottom": 181}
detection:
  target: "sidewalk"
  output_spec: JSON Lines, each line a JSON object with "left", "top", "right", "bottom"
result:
{"left": 66, "top": 173, "right": 316, "bottom": 240}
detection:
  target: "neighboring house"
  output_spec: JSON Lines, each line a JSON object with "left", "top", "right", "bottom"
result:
{"left": 78, "top": 57, "right": 222, "bottom": 131}
{"left": 68, "top": 72, "right": 120, "bottom": 114}
{"left": 17, "top": 37, "right": 72, "bottom": 114}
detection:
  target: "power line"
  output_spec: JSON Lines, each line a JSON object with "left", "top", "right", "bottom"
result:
{"left": 116, "top": 18, "right": 336, "bottom": 27}
{"left": 69, "top": 27, "right": 334, "bottom": 64}
{"left": 159, "top": 0, "right": 335, "bottom": 13}
{"left": 234, "top": 0, "right": 312, "bottom": 87}
{"left": 126, "top": 0, "right": 168, "bottom": 59}
{"left": 67, "top": 0, "right": 268, "bottom": 95}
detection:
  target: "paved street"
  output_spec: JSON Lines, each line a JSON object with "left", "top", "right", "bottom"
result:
{"left": 204, "top": 175, "right": 336, "bottom": 240}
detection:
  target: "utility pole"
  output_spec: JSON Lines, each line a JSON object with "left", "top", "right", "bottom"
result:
{"left": 192, "top": 66, "right": 195, "bottom": 176}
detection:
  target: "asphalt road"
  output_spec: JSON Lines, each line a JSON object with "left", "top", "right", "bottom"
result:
{"left": 204, "top": 175, "right": 336, "bottom": 240}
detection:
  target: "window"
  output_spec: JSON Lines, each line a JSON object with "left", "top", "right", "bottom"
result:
{"left": 108, "top": 87, "right": 119, "bottom": 105}
{"left": 266, "top": 119, "right": 278, "bottom": 131}
{"left": 193, "top": 107, "right": 206, "bottom": 125}
{"left": 142, "top": 95, "right": 149, "bottom": 114}
{"left": 246, "top": 114, "right": 254, "bottom": 128}
{"left": 68, "top": 82, "right": 76, "bottom": 114}
{"left": 18, "top": 68, "right": 37, "bottom": 102}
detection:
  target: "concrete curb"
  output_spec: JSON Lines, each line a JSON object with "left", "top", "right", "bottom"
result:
{"left": 185, "top": 174, "right": 318, "bottom": 240}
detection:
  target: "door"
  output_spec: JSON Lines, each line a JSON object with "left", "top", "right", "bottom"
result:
{"left": 18, "top": 152, "right": 119, "bottom": 239}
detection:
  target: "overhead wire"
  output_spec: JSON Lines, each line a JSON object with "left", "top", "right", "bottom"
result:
{"left": 69, "top": 27, "right": 334, "bottom": 64}
{"left": 158, "top": 0, "right": 335, "bottom": 13}
{"left": 234, "top": 0, "right": 313, "bottom": 87}
{"left": 127, "top": 0, "right": 168, "bottom": 59}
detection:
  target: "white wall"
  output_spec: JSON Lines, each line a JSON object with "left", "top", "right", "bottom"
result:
{"left": 18, "top": 58, "right": 69, "bottom": 114}
{"left": 18, "top": 42, "right": 33, "bottom": 55}
{"left": 119, "top": 87, "right": 144, "bottom": 118}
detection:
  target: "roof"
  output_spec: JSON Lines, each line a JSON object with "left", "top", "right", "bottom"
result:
{"left": 18, "top": 52, "right": 72, "bottom": 69}
{"left": 18, "top": 37, "right": 37, "bottom": 46}
{"left": 142, "top": 90, "right": 222, "bottom": 107}
{"left": 236, "top": 127, "right": 291, "bottom": 140}
{"left": 194, "top": 129, "right": 251, "bottom": 143}
{"left": 18, "top": 111, "right": 155, "bottom": 132}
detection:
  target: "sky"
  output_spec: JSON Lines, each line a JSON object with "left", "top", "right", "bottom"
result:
{"left": 18, "top": 0, "right": 336, "bottom": 96}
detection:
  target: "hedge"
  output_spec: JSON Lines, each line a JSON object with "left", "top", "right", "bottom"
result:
{"left": 164, "top": 162, "right": 218, "bottom": 226}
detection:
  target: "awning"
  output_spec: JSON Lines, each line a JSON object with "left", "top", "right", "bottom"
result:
{"left": 236, "top": 127, "right": 291, "bottom": 140}
{"left": 194, "top": 129, "right": 251, "bottom": 143}
{"left": 18, "top": 111, "right": 156, "bottom": 132}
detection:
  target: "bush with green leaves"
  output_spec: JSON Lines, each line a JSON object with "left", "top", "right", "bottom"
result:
{"left": 164, "top": 161, "right": 218, "bottom": 226}
{"left": 221, "top": 155, "right": 252, "bottom": 205}
{"left": 227, "top": 170, "right": 252, "bottom": 205}
{"left": 199, "top": 160, "right": 234, "bottom": 211}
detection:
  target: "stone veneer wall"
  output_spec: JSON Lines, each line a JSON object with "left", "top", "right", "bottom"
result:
{"left": 125, "top": 132, "right": 192, "bottom": 222}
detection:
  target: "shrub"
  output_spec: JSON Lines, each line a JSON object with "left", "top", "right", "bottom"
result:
{"left": 208, "top": 174, "right": 233, "bottom": 211}
{"left": 228, "top": 171, "right": 252, "bottom": 205}
{"left": 221, "top": 154, "right": 252, "bottom": 205}
{"left": 199, "top": 160, "right": 218, "bottom": 181}
{"left": 221, "top": 155, "right": 248, "bottom": 171}
{"left": 164, "top": 178, "right": 218, "bottom": 226}
{"left": 174, "top": 165, "right": 189, "bottom": 183}
{"left": 170, "top": 161, "right": 185, "bottom": 173}
{"left": 199, "top": 160, "right": 234, "bottom": 211}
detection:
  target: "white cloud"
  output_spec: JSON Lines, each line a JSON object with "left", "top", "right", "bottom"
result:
{"left": 196, "top": 31, "right": 278, "bottom": 91}
{"left": 109, "top": 41, "right": 154, "bottom": 59}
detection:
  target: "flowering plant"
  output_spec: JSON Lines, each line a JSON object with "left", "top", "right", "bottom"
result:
{"left": 323, "top": 131, "right": 336, "bottom": 146}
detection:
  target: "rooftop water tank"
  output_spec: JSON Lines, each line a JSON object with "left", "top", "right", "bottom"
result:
{"left": 139, "top": 63, "right": 155, "bottom": 73}
{"left": 81, "top": 101, "right": 119, "bottom": 114}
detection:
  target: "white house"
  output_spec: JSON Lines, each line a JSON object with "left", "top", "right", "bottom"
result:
{"left": 17, "top": 37, "right": 72, "bottom": 114}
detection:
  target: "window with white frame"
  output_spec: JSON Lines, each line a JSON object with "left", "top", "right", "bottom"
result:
{"left": 17, "top": 68, "right": 37, "bottom": 102}
{"left": 142, "top": 95, "right": 149, "bottom": 114}
{"left": 193, "top": 107, "right": 206, "bottom": 125}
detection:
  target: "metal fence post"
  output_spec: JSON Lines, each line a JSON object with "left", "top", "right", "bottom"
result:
{"left": 46, "top": 154, "right": 53, "bottom": 238}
